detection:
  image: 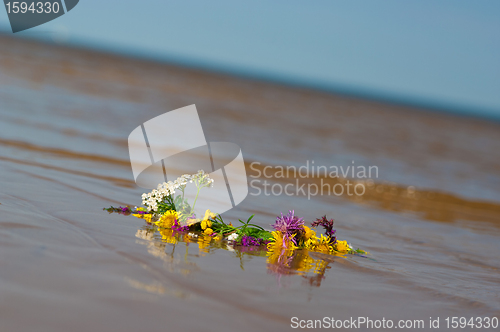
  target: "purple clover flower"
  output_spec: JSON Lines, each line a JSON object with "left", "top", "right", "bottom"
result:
{"left": 272, "top": 210, "right": 304, "bottom": 245}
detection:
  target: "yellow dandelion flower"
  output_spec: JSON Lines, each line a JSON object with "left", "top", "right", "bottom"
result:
{"left": 305, "top": 234, "right": 333, "bottom": 253}
{"left": 334, "top": 240, "right": 350, "bottom": 253}
{"left": 154, "top": 210, "right": 178, "bottom": 229}
{"left": 303, "top": 225, "right": 316, "bottom": 241}
{"left": 270, "top": 230, "right": 283, "bottom": 243}
{"left": 201, "top": 219, "right": 212, "bottom": 230}
{"left": 287, "top": 235, "right": 299, "bottom": 251}
{"left": 267, "top": 231, "right": 283, "bottom": 250}
{"left": 267, "top": 231, "right": 298, "bottom": 252}
{"left": 200, "top": 209, "right": 215, "bottom": 229}
{"left": 204, "top": 228, "right": 214, "bottom": 236}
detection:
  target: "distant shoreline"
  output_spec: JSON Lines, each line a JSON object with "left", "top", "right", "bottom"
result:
{"left": 2, "top": 32, "right": 498, "bottom": 122}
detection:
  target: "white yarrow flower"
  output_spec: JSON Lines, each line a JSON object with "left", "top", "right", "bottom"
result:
{"left": 227, "top": 233, "right": 238, "bottom": 241}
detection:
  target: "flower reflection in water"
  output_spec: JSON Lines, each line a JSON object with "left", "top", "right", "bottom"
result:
{"left": 135, "top": 224, "right": 339, "bottom": 289}
{"left": 266, "top": 245, "right": 336, "bottom": 287}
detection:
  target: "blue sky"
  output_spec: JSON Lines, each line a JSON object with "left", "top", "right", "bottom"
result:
{"left": 2, "top": 0, "right": 499, "bottom": 118}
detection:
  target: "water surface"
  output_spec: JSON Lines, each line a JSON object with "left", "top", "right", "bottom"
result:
{"left": 1, "top": 36, "right": 499, "bottom": 331}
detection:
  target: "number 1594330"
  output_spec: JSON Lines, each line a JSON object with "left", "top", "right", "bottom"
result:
{"left": 5, "top": 2, "right": 60, "bottom": 14}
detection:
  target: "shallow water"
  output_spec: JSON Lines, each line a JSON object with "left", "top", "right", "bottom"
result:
{"left": 1, "top": 36, "right": 500, "bottom": 332}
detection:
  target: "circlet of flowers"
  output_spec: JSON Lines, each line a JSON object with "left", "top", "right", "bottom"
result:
{"left": 104, "top": 171, "right": 367, "bottom": 262}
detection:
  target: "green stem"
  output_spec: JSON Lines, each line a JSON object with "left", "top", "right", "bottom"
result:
{"left": 191, "top": 186, "right": 201, "bottom": 212}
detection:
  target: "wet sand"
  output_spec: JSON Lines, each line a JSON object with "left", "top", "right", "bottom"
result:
{"left": 0, "top": 35, "right": 499, "bottom": 331}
